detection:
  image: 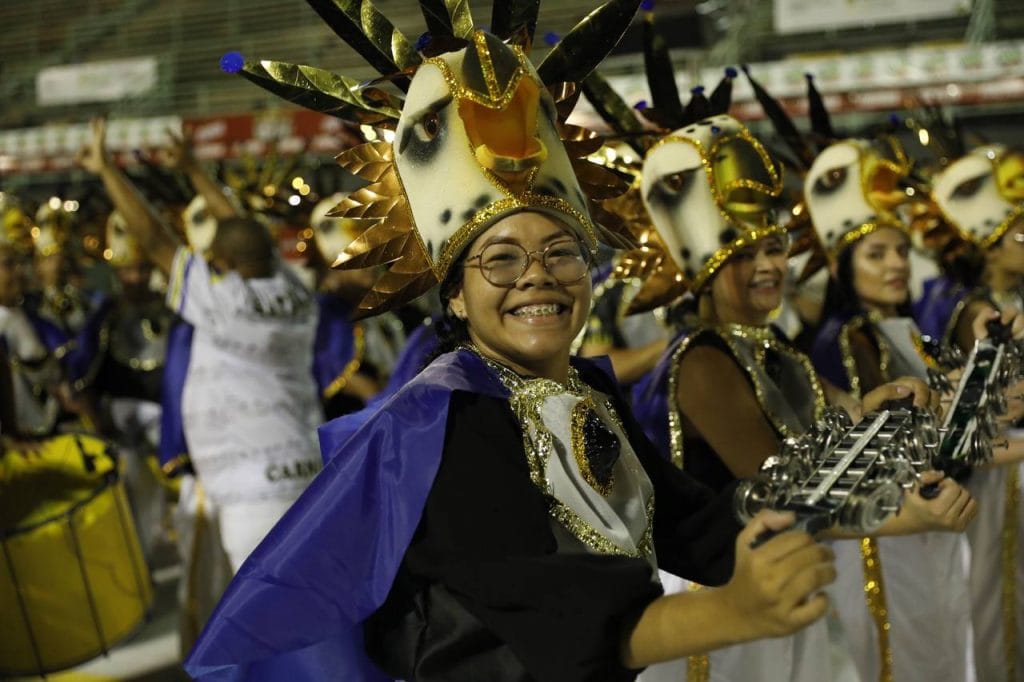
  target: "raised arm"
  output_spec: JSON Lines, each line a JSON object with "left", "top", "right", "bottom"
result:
{"left": 77, "top": 118, "right": 181, "bottom": 274}
{"left": 581, "top": 337, "right": 667, "bottom": 385}
{"left": 161, "top": 127, "right": 240, "bottom": 221}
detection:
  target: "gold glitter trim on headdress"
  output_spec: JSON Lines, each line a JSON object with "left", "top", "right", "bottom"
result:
{"left": 979, "top": 203, "right": 1024, "bottom": 251}
{"left": 828, "top": 219, "right": 907, "bottom": 261}
{"left": 427, "top": 34, "right": 529, "bottom": 110}
{"left": 692, "top": 225, "right": 789, "bottom": 293}
{"left": 647, "top": 128, "right": 783, "bottom": 232}
{"left": 643, "top": 125, "right": 785, "bottom": 295}
{"left": 815, "top": 137, "right": 914, "bottom": 262}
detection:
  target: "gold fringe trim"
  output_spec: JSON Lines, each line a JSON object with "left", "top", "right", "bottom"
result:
{"left": 837, "top": 314, "right": 890, "bottom": 400}
{"left": 686, "top": 581, "right": 710, "bottom": 682}
{"left": 322, "top": 324, "right": 366, "bottom": 399}
{"left": 860, "top": 537, "right": 894, "bottom": 682}
{"left": 828, "top": 220, "right": 905, "bottom": 261}
{"left": 1003, "top": 466, "right": 1020, "bottom": 681}
{"left": 666, "top": 332, "right": 699, "bottom": 470}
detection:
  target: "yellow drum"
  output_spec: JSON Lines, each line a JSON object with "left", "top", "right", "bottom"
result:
{"left": 0, "top": 434, "right": 154, "bottom": 676}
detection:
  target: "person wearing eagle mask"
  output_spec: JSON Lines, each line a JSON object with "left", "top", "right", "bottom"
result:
{"left": 185, "top": 4, "right": 840, "bottom": 681}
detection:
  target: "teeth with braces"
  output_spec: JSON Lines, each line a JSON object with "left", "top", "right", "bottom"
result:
{"left": 513, "top": 303, "right": 563, "bottom": 316}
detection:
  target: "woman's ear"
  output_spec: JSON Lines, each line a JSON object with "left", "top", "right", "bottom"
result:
{"left": 448, "top": 287, "right": 467, "bottom": 321}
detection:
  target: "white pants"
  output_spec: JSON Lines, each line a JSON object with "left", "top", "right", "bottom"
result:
{"left": 638, "top": 571, "right": 848, "bottom": 682}
{"left": 218, "top": 497, "right": 298, "bottom": 572}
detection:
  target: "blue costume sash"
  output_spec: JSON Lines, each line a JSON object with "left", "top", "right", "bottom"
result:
{"left": 66, "top": 297, "right": 114, "bottom": 389}
{"left": 22, "top": 307, "right": 68, "bottom": 359}
{"left": 158, "top": 320, "right": 194, "bottom": 476}
{"left": 361, "top": 316, "right": 440, "bottom": 414}
{"left": 810, "top": 312, "right": 858, "bottom": 395}
{"left": 23, "top": 292, "right": 109, "bottom": 387}
{"left": 913, "top": 275, "right": 970, "bottom": 342}
{"left": 630, "top": 329, "right": 689, "bottom": 462}
{"left": 312, "top": 294, "right": 359, "bottom": 398}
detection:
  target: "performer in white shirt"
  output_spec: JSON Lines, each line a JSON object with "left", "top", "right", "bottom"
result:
{"left": 78, "top": 118, "right": 323, "bottom": 571}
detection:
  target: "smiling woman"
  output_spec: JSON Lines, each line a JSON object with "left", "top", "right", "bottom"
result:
{"left": 185, "top": 16, "right": 841, "bottom": 682}
{"left": 445, "top": 212, "right": 592, "bottom": 382}
{"left": 808, "top": 137, "right": 981, "bottom": 682}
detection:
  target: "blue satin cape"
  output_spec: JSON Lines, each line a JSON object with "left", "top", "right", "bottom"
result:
{"left": 185, "top": 348, "right": 520, "bottom": 681}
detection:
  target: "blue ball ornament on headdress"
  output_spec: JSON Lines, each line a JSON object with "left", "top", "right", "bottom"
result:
{"left": 220, "top": 51, "right": 245, "bottom": 74}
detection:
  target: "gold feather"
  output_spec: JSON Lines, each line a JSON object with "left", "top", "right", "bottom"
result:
{"left": 240, "top": 59, "right": 403, "bottom": 124}
{"left": 602, "top": 178, "right": 688, "bottom": 314}
{"left": 331, "top": 141, "right": 439, "bottom": 316}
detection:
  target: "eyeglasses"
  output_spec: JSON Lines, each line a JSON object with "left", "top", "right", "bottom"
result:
{"left": 464, "top": 239, "right": 592, "bottom": 287}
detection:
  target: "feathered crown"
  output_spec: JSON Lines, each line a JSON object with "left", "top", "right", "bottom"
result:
{"left": 223, "top": 0, "right": 643, "bottom": 316}
{"left": 580, "top": 3, "right": 783, "bottom": 311}
{"left": 0, "top": 194, "right": 33, "bottom": 255}
{"left": 932, "top": 145, "right": 1024, "bottom": 249}
{"left": 743, "top": 68, "right": 914, "bottom": 270}
{"left": 33, "top": 203, "right": 74, "bottom": 258}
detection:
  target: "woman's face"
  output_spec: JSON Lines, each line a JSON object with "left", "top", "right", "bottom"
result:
{"left": 34, "top": 252, "right": 67, "bottom": 290}
{"left": 708, "top": 235, "right": 789, "bottom": 326}
{"left": 850, "top": 227, "right": 910, "bottom": 315}
{"left": 448, "top": 212, "right": 591, "bottom": 381}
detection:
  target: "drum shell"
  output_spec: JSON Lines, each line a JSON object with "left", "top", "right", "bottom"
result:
{"left": 0, "top": 435, "right": 154, "bottom": 677}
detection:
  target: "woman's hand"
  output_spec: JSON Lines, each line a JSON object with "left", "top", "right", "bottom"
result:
{"left": 620, "top": 510, "right": 836, "bottom": 668}
{"left": 861, "top": 376, "right": 940, "bottom": 416}
{"left": 159, "top": 126, "right": 198, "bottom": 172}
{"left": 75, "top": 117, "right": 111, "bottom": 174}
{"left": 972, "top": 305, "right": 1024, "bottom": 341}
{"left": 719, "top": 510, "right": 836, "bottom": 639}
{"left": 893, "top": 471, "right": 977, "bottom": 533}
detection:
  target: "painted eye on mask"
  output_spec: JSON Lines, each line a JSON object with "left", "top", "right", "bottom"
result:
{"left": 319, "top": 220, "right": 333, "bottom": 233}
{"left": 193, "top": 208, "right": 209, "bottom": 224}
{"left": 950, "top": 174, "right": 986, "bottom": 200}
{"left": 649, "top": 169, "right": 698, "bottom": 205}
{"left": 812, "top": 167, "right": 848, "bottom": 196}
{"left": 414, "top": 112, "right": 441, "bottom": 142}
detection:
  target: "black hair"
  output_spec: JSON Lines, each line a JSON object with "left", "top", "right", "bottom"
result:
{"left": 937, "top": 238, "right": 986, "bottom": 289}
{"left": 425, "top": 251, "right": 472, "bottom": 363}
{"left": 212, "top": 216, "right": 275, "bottom": 266}
{"left": 822, "top": 240, "right": 912, "bottom": 318}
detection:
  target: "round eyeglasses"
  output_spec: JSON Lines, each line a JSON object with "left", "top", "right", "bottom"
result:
{"left": 464, "top": 239, "right": 592, "bottom": 287}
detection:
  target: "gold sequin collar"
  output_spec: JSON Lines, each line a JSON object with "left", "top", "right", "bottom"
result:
{"left": 716, "top": 322, "right": 778, "bottom": 346}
